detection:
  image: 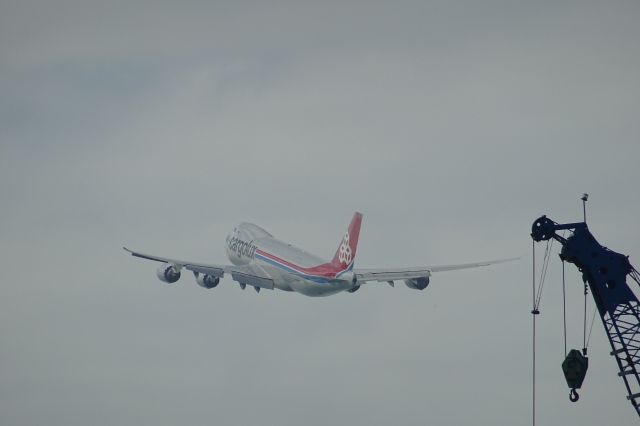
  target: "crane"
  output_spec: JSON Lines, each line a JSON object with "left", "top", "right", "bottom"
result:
{"left": 531, "top": 204, "right": 640, "bottom": 417}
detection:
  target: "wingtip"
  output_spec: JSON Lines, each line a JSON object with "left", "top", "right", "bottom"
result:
{"left": 494, "top": 256, "right": 521, "bottom": 265}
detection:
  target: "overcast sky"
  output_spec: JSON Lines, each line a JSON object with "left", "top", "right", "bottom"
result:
{"left": 2, "top": 1, "right": 640, "bottom": 425}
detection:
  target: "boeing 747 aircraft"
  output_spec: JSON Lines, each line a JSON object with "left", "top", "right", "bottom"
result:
{"left": 124, "top": 212, "right": 512, "bottom": 297}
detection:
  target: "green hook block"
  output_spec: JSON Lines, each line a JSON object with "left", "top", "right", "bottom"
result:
{"left": 562, "top": 349, "right": 589, "bottom": 389}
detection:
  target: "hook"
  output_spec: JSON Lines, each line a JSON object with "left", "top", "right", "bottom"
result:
{"left": 569, "top": 388, "right": 580, "bottom": 402}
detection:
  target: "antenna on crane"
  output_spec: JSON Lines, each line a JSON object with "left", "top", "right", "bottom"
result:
{"left": 581, "top": 193, "right": 589, "bottom": 223}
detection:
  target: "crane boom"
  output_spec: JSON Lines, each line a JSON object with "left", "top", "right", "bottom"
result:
{"left": 531, "top": 215, "right": 640, "bottom": 416}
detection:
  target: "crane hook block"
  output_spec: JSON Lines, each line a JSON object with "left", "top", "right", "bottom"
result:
{"left": 562, "top": 349, "right": 589, "bottom": 390}
{"left": 570, "top": 388, "right": 580, "bottom": 402}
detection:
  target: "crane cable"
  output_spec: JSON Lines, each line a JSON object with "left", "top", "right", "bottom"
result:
{"left": 583, "top": 282, "right": 588, "bottom": 355}
{"left": 580, "top": 276, "right": 598, "bottom": 355}
{"left": 561, "top": 241, "right": 596, "bottom": 357}
{"left": 531, "top": 237, "right": 555, "bottom": 426}
{"left": 532, "top": 239, "right": 537, "bottom": 426}
{"left": 534, "top": 237, "right": 554, "bottom": 312}
{"left": 562, "top": 260, "right": 567, "bottom": 357}
{"left": 586, "top": 306, "right": 597, "bottom": 349}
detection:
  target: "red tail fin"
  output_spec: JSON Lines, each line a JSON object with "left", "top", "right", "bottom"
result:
{"left": 331, "top": 212, "right": 363, "bottom": 270}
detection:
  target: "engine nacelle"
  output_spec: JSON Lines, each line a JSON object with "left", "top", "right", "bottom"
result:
{"left": 196, "top": 274, "right": 220, "bottom": 289}
{"left": 156, "top": 263, "right": 181, "bottom": 283}
{"left": 347, "top": 285, "right": 361, "bottom": 293}
{"left": 404, "top": 276, "right": 430, "bottom": 290}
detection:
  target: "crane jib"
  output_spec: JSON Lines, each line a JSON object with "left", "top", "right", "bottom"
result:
{"left": 531, "top": 214, "right": 640, "bottom": 417}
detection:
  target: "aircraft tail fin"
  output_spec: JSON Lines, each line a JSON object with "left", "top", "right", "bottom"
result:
{"left": 330, "top": 212, "right": 363, "bottom": 271}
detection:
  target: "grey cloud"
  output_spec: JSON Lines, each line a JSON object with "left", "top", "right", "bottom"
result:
{"left": 1, "top": 1, "right": 640, "bottom": 425}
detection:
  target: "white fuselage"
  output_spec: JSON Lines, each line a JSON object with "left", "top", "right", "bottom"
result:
{"left": 224, "top": 223, "right": 355, "bottom": 297}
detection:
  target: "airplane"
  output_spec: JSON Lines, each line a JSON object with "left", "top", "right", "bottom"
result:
{"left": 124, "top": 212, "right": 513, "bottom": 297}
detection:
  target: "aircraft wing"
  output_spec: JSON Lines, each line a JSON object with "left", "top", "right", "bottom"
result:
{"left": 354, "top": 257, "right": 517, "bottom": 283}
{"left": 123, "top": 247, "right": 274, "bottom": 290}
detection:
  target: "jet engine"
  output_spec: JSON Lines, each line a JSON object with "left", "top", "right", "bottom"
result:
{"left": 347, "top": 285, "right": 360, "bottom": 293}
{"left": 156, "top": 263, "right": 181, "bottom": 283}
{"left": 404, "top": 276, "right": 430, "bottom": 290}
{"left": 195, "top": 273, "right": 220, "bottom": 289}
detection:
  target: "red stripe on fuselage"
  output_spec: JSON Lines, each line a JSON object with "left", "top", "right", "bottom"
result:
{"left": 255, "top": 249, "right": 343, "bottom": 278}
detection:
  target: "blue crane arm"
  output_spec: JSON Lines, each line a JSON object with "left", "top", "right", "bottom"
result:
{"left": 531, "top": 215, "right": 640, "bottom": 416}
